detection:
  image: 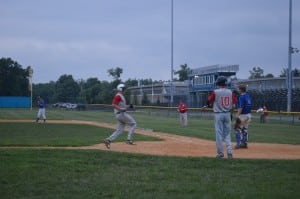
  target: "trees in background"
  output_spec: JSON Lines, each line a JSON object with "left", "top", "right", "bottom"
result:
{"left": 3, "top": 57, "right": 299, "bottom": 104}
{"left": 249, "top": 66, "right": 300, "bottom": 79}
{"left": 55, "top": 75, "right": 80, "bottom": 103}
{"left": 248, "top": 66, "right": 275, "bottom": 79}
{"left": 174, "top": 63, "right": 190, "bottom": 81}
{"left": 0, "top": 57, "right": 30, "bottom": 96}
{"left": 280, "top": 68, "right": 300, "bottom": 77}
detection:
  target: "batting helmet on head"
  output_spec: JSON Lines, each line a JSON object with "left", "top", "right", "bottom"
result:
{"left": 216, "top": 76, "right": 227, "bottom": 86}
{"left": 117, "top": 83, "right": 126, "bottom": 91}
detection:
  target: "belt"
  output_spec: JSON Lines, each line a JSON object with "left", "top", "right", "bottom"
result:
{"left": 116, "top": 111, "right": 126, "bottom": 114}
{"left": 214, "top": 111, "right": 230, "bottom": 113}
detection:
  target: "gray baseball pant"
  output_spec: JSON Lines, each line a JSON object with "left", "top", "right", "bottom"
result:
{"left": 107, "top": 112, "right": 136, "bottom": 141}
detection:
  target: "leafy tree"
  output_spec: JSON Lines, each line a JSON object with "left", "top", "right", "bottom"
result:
{"left": 249, "top": 67, "right": 264, "bottom": 79}
{"left": 55, "top": 74, "right": 80, "bottom": 102}
{"left": 96, "top": 81, "right": 114, "bottom": 104}
{"left": 280, "top": 68, "right": 300, "bottom": 77}
{"left": 83, "top": 78, "right": 102, "bottom": 104}
{"left": 265, "top": 73, "right": 274, "bottom": 78}
{"left": 125, "top": 78, "right": 139, "bottom": 87}
{"left": 107, "top": 67, "right": 123, "bottom": 81}
{"left": 294, "top": 68, "right": 300, "bottom": 77}
{"left": 107, "top": 67, "right": 123, "bottom": 92}
{"left": 33, "top": 81, "right": 56, "bottom": 104}
{"left": 174, "top": 63, "right": 191, "bottom": 81}
{"left": 0, "top": 57, "right": 30, "bottom": 96}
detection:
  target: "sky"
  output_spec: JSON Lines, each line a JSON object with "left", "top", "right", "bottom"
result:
{"left": 0, "top": 0, "right": 300, "bottom": 84}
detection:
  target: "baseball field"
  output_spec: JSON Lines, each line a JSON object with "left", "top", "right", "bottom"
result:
{"left": 0, "top": 108, "right": 300, "bottom": 198}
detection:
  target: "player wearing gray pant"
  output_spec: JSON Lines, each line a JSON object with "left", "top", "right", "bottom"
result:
{"left": 106, "top": 112, "right": 136, "bottom": 142}
{"left": 208, "top": 76, "right": 237, "bottom": 158}
{"left": 104, "top": 83, "right": 137, "bottom": 149}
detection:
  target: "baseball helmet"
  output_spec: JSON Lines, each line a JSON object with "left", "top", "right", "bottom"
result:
{"left": 117, "top": 83, "right": 126, "bottom": 91}
{"left": 215, "top": 76, "right": 227, "bottom": 86}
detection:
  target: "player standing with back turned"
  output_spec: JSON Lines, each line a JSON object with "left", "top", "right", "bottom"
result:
{"left": 208, "top": 76, "right": 237, "bottom": 158}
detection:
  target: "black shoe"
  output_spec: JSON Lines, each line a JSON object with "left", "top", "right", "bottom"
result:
{"left": 216, "top": 153, "right": 224, "bottom": 158}
{"left": 126, "top": 140, "right": 135, "bottom": 145}
{"left": 104, "top": 139, "right": 111, "bottom": 149}
{"left": 239, "top": 143, "right": 248, "bottom": 149}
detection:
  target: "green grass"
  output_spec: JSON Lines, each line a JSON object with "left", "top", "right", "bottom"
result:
{"left": 0, "top": 122, "right": 160, "bottom": 147}
{"left": 1, "top": 109, "right": 300, "bottom": 198}
{"left": 0, "top": 149, "right": 299, "bottom": 199}
{"left": 1, "top": 108, "right": 299, "bottom": 145}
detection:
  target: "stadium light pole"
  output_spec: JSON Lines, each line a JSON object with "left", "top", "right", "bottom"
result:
{"left": 287, "top": 0, "right": 293, "bottom": 112}
{"left": 28, "top": 66, "right": 33, "bottom": 111}
{"left": 170, "top": 0, "right": 174, "bottom": 107}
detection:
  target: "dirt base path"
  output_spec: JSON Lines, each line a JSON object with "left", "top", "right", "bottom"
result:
{"left": 1, "top": 119, "right": 300, "bottom": 160}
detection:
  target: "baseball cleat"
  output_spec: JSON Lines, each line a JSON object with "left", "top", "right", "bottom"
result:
{"left": 126, "top": 140, "right": 135, "bottom": 145}
{"left": 239, "top": 143, "right": 248, "bottom": 149}
{"left": 104, "top": 139, "right": 111, "bottom": 149}
{"left": 216, "top": 153, "right": 224, "bottom": 158}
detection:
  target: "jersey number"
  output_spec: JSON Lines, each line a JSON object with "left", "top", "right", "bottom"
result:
{"left": 221, "top": 96, "right": 230, "bottom": 106}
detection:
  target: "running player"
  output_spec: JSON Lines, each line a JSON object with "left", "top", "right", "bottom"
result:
{"left": 104, "top": 83, "right": 137, "bottom": 149}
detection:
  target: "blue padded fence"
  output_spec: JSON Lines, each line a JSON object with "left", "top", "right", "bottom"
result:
{"left": 0, "top": 97, "right": 31, "bottom": 108}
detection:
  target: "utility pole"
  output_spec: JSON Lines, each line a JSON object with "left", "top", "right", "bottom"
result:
{"left": 287, "top": 0, "right": 292, "bottom": 112}
{"left": 170, "top": 0, "right": 174, "bottom": 107}
{"left": 28, "top": 66, "right": 33, "bottom": 111}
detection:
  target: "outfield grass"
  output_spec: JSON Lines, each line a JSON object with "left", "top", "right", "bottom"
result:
{"left": 0, "top": 122, "right": 160, "bottom": 147}
{"left": 1, "top": 108, "right": 299, "bottom": 145}
{"left": 0, "top": 149, "right": 299, "bottom": 199}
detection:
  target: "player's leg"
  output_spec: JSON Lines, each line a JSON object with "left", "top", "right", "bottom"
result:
{"left": 106, "top": 115, "right": 126, "bottom": 141}
{"left": 234, "top": 128, "right": 242, "bottom": 149}
{"left": 41, "top": 108, "right": 46, "bottom": 123}
{"left": 183, "top": 112, "right": 188, "bottom": 126}
{"left": 35, "top": 109, "right": 41, "bottom": 123}
{"left": 223, "top": 113, "right": 233, "bottom": 158}
{"left": 123, "top": 113, "right": 137, "bottom": 143}
{"left": 214, "top": 114, "right": 224, "bottom": 158}
{"left": 179, "top": 113, "right": 184, "bottom": 126}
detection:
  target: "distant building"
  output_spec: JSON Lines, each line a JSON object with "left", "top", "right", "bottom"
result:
{"left": 188, "top": 64, "right": 239, "bottom": 107}
{"left": 128, "top": 81, "right": 188, "bottom": 106}
{"left": 127, "top": 65, "right": 300, "bottom": 111}
{"left": 189, "top": 64, "right": 239, "bottom": 92}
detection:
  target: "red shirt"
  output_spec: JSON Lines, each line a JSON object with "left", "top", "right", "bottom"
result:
{"left": 112, "top": 94, "right": 122, "bottom": 105}
{"left": 208, "top": 91, "right": 237, "bottom": 105}
{"left": 178, "top": 103, "right": 187, "bottom": 113}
